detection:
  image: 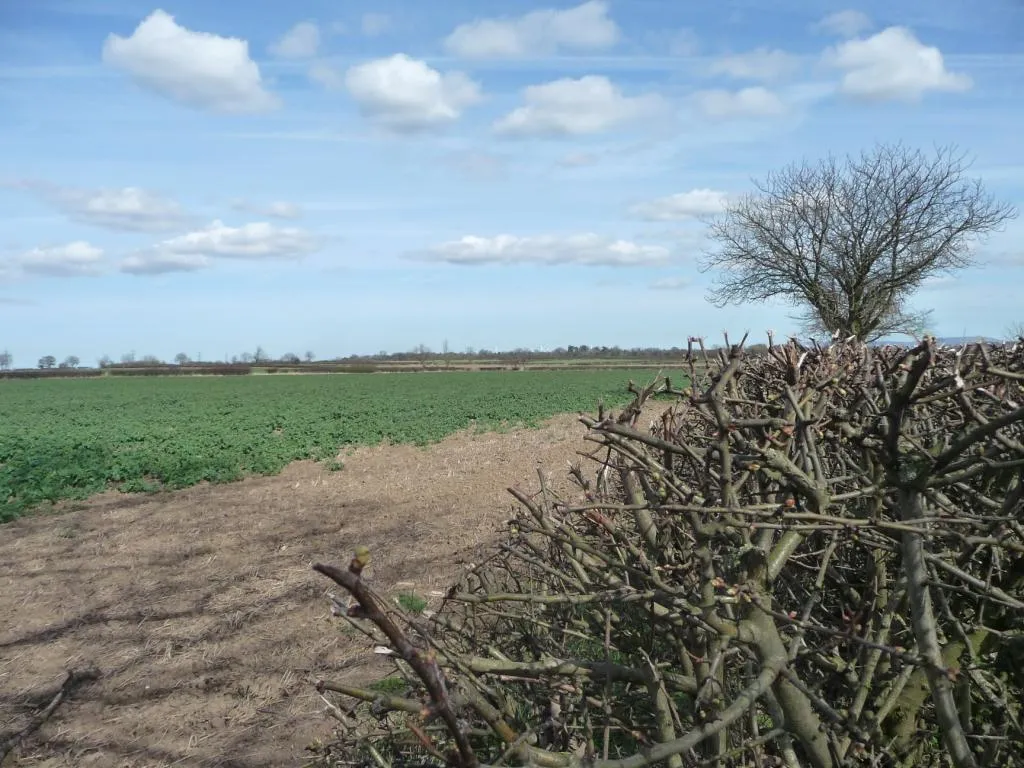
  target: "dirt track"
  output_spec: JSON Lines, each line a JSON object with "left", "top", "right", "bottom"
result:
{"left": 0, "top": 415, "right": 592, "bottom": 767}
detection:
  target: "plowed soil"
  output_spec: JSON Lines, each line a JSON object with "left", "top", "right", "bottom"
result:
{"left": 0, "top": 414, "right": 598, "bottom": 767}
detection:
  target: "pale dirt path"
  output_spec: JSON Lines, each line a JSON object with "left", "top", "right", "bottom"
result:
{"left": 0, "top": 413, "right": 612, "bottom": 768}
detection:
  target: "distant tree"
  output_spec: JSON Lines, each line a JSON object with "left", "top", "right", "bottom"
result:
{"left": 254, "top": 346, "right": 269, "bottom": 363}
{"left": 38, "top": 355, "right": 56, "bottom": 369}
{"left": 174, "top": 353, "right": 190, "bottom": 365}
{"left": 239, "top": 352, "right": 254, "bottom": 363}
{"left": 121, "top": 351, "right": 136, "bottom": 364}
{"left": 140, "top": 355, "right": 162, "bottom": 364}
{"left": 1006, "top": 322, "right": 1024, "bottom": 340}
{"left": 60, "top": 355, "right": 80, "bottom": 369}
{"left": 304, "top": 350, "right": 315, "bottom": 362}
{"left": 0, "top": 350, "right": 11, "bottom": 370}
{"left": 702, "top": 142, "right": 1017, "bottom": 341}
{"left": 97, "top": 354, "right": 112, "bottom": 368}
{"left": 281, "top": 352, "right": 301, "bottom": 364}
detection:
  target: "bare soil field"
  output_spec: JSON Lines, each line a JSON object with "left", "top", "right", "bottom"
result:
{"left": 0, "top": 414, "right": 598, "bottom": 767}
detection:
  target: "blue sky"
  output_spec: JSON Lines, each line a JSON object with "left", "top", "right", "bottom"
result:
{"left": 1, "top": 0, "right": 1022, "bottom": 365}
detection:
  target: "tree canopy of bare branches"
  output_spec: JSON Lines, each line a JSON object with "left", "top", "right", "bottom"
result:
{"left": 701, "top": 143, "right": 1016, "bottom": 341}
{"left": 312, "top": 334, "right": 1024, "bottom": 768}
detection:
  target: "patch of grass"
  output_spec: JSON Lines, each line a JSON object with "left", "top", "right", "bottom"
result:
{"left": 564, "top": 635, "right": 628, "bottom": 665}
{"left": 367, "top": 676, "right": 409, "bottom": 694}
{"left": 396, "top": 592, "right": 428, "bottom": 614}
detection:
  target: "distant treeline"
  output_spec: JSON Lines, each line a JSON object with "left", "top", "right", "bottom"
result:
{"left": 1, "top": 344, "right": 767, "bottom": 380}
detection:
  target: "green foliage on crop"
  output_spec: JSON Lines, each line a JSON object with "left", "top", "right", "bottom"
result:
{"left": 0, "top": 369, "right": 665, "bottom": 521}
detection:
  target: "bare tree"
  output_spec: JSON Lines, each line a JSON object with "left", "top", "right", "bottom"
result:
{"left": 701, "top": 143, "right": 1016, "bottom": 341}
{"left": 174, "top": 353, "right": 190, "bottom": 365}
{"left": 37, "top": 355, "right": 56, "bottom": 369}
{"left": 120, "top": 351, "right": 136, "bottom": 364}
{"left": 254, "top": 345, "right": 269, "bottom": 363}
{"left": 97, "top": 355, "right": 112, "bottom": 368}
{"left": 0, "top": 350, "right": 11, "bottom": 370}
{"left": 304, "top": 350, "right": 315, "bottom": 363}
{"left": 281, "top": 352, "right": 300, "bottom": 364}
{"left": 59, "top": 355, "right": 80, "bottom": 369}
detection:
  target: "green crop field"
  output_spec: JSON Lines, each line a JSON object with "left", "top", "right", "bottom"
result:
{"left": 0, "top": 369, "right": 669, "bottom": 521}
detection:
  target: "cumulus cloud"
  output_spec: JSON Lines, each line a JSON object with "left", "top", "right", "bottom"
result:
{"left": 630, "top": 189, "right": 729, "bottom": 221}
{"left": 154, "top": 220, "right": 318, "bottom": 259}
{"left": 269, "top": 21, "right": 320, "bottom": 58}
{"left": 824, "top": 27, "right": 972, "bottom": 101}
{"left": 17, "top": 242, "right": 105, "bottom": 277}
{"left": 495, "top": 76, "right": 665, "bottom": 137}
{"left": 424, "top": 233, "right": 670, "bottom": 266}
{"left": 709, "top": 48, "right": 800, "bottom": 82}
{"left": 341, "top": 54, "right": 481, "bottom": 132}
{"left": 15, "top": 180, "right": 193, "bottom": 233}
{"left": 692, "top": 86, "right": 786, "bottom": 119}
{"left": 102, "top": 10, "right": 278, "bottom": 113}
{"left": 814, "top": 10, "right": 873, "bottom": 38}
{"left": 361, "top": 13, "right": 391, "bottom": 36}
{"left": 444, "top": 0, "right": 619, "bottom": 58}
{"left": 229, "top": 199, "right": 302, "bottom": 219}
{"left": 124, "top": 220, "right": 320, "bottom": 274}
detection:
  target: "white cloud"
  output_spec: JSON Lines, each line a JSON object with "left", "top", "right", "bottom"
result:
{"left": 814, "top": 10, "right": 873, "bottom": 38}
{"left": 709, "top": 48, "right": 800, "bottom": 82}
{"left": 692, "top": 86, "right": 786, "bottom": 119}
{"left": 650, "top": 277, "right": 691, "bottom": 290}
{"left": 495, "top": 76, "right": 665, "bottom": 137}
{"left": 631, "top": 189, "right": 729, "bottom": 221}
{"left": 120, "top": 252, "right": 209, "bottom": 275}
{"left": 444, "top": 0, "right": 619, "bottom": 58}
{"left": 343, "top": 54, "right": 482, "bottom": 132}
{"left": 17, "top": 181, "right": 193, "bottom": 233}
{"left": 424, "top": 233, "right": 670, "bottom": 266}
{"left": 102, "top": 10, "right": 278, "bottom": 113}
{"left": 229, "top": 199, "right": 302, "bottom": 219}
{"left": 269, "top": 21, "right": 320, "bottom": 59}
{"left": 18, "top": 241, "right": 104, "bottom": 277}
{"left": 824, "top": 27, "right": 972, "bottom": 102}
{"left": 361, "top": 13, "right": 391, "bottom": 37}
{"left": 130, "top": 221, "right": 320, "bottom": 272}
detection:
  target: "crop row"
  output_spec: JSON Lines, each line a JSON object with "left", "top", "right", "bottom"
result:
{"left": 0, "top": 369, "right": 665, "bottom": 521}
